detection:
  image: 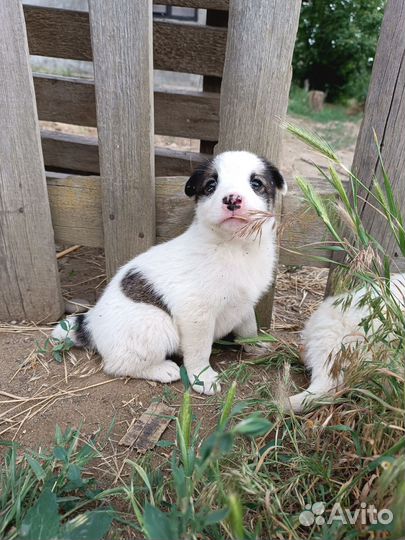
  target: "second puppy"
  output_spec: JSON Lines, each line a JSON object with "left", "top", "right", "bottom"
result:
{"left": 287, "top": 273, "right": 405, "bottom": 412}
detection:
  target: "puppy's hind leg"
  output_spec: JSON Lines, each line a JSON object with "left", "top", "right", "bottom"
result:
{"left": 141, "top": 360, "right": 181, "bottom": 383}
{"left": 98, "top": 306, "right": 181, "bottom": 383}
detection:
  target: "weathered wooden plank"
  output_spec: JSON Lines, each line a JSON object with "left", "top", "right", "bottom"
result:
{"left": 24, "top": 5, "right": 226, "bottom": 76}
{"left": 34, "top": 74, "right": 96, "bottom": 126}
{"left": 24, "top": 5, "right": 92, "bottom": 61}
{"left": 119, "top": 402, "right": 175, "bottom": 452}
{"left": 0, "top": 1, "right": 63, "bottom": 322}
{"left": 327, "top": 0, "right": 405, "bottom": 293}
{"left": 157, "top": 0, "right": 229, "bottom": 9}
{"left": 41, "top": 130, "right": 208, "bottom": 176}
{"left": 45, "top": 175, "right": 336, "bottom": 268}
{"left": 89, "top": 0, "right": 155, "bottom": 278}
{"left": 216, "top": 0, "right": 301, "bottom": 328}
{"left": 155, "top": 89, "right": 220, "bottom": 140}
{"left": 34, "top": 74, "right": 220, "bottom": 140}
{"left": 47, "top": 175, "right": 103, "bottom": 248}
{"left": 154, "top": 21, "right": 226, "bottom": 76}
{"left": 350, "top": 0, "right": 405, "bottom": 265}
{"left": 155, "top": 147, "right": 209, "bottom": 176}
{"left": 41, "top": 130, "right": 99, "bottom": 174}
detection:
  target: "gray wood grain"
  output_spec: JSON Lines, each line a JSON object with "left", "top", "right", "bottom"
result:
{"left": 46, "top": 174, "right": 334, "bottom": 269}
{"left": 351, "top": 0, "right": 405, "bottom": 266}
{"left": 154, "top": 21, "right": 226, "bottom": 76}
{"left": 216, "top": 0, "right": 301, "bottom": 327}
{"left": 0, "top": 0, "right": 63, "bottom": 321}
{"left": 24, "top": 5, "right": 227, "bottom": 76}
{"left": 41, "top": 130, "right": 209, "bottom": 176}
{"left": 89, "top": 0, "right": 155, "bottom": 278}
{"left": 34, "top": 74, "right": 220, "bottom": 140}
{"left": 41, "top": 130, "right": 100, "bottom": 174}
{"left": 24, "top": 4, "right": 91, "bottom": 61}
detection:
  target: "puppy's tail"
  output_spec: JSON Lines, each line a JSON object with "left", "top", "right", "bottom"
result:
{"left": 52, "top": 314, "right": 94, "bottom": 348}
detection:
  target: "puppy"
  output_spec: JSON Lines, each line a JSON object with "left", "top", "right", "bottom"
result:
{"left": 287, "top": 273, "right": 405, "bottom": 412}
{"left": 53, "top": 151, "right": 287, "bottom": 394}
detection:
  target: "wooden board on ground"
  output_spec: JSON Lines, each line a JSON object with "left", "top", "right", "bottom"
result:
{"left": 119, "top": 402, "right": 175, "bottom": 452}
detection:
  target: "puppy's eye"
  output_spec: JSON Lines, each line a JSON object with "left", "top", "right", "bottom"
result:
{"left": 204, "top": 178, "right": 218, "bottom": 195}
{"left": 250, "top": 177, "right": 264, "bottom": 191}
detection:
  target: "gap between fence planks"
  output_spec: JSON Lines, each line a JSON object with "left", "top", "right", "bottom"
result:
{"left": 0, "top": 0, "right": 63, "bottom": 321}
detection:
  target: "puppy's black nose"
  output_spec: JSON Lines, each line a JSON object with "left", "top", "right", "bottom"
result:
{"left": 223, "top": 194, "right": 242, "bottom": 211}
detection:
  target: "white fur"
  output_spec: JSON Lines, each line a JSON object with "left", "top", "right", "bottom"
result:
{"left": 287, "top": 273, "right": 405, "bottom": 412}
{"left": 53, "top": 151, "right": 286, "bottom": 394}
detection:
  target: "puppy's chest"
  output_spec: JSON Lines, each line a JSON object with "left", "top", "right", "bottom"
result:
{"left": 211, "top": 258, "right": 269, "bottom": 307}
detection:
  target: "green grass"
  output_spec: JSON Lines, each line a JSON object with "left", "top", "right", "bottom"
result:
{"left": 288, "top": 85, "right": 362, "bottom": 124}
{"left": 0, "top": 426, "right": 120, "bottom": 540}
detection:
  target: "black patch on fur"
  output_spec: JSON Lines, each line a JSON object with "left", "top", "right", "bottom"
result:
{"left": 121, "top": 269, "right": 171, "bottom": 315}
{"left": 185, "top": 159, "right": 217, "bottom": 199}
{"left": 251, "top": 159, "right": 285, "bottom": 208}
{"left": 170, "top": 353, "right": 184, "bottom": 367}
{"left": 75, "top": 314, "right": 93, "bottom": 348}
{"left": 260, "top": 158, "right": 285, "bottom": 192}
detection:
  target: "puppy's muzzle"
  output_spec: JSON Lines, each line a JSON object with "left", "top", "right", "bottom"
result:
{"left": 222, "top": 194, "right": 242, "bottom": 211}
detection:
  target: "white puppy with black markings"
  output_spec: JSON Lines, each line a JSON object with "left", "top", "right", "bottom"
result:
{"left": 287, "top": 273, "right": 405, "bottom": 412}
{"left": 53, "top": 151, "right": 287, "bottom": 395}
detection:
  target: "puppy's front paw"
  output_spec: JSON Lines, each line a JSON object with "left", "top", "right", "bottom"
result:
{"left": 242, "top": 341, "right": 272, "bottom": 356}
{"left": 188, "top": 366, "right": 221, "bottom": 395}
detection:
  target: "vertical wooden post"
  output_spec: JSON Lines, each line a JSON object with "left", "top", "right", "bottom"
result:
{"left": 89, "top": 0, "right": 155, "bottom": 279}
{"left": 351, "top": 0, "right": 405, "bottom": 268}
{"left": 216, "top": 0, "right": 301, "bottom": 327}
{"left": 326, "top": 0, "right": 405, "bottom": 293}
{"left": 0, "top": 0, "right": 63, "bottom": 322}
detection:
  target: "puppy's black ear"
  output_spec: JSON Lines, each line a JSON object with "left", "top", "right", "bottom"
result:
{"left": 185, "top": 170, "right": 203, "bottom": 197}
{"left": 261, "top": 159, "right": 287, "bottom": 195}
{"left": 184, "top": 160, "right": 214, "bottom": 198}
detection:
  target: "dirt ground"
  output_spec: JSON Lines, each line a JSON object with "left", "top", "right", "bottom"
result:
{"left": 0, "top": 257, "right": 325, "bottom": 455}
{"left": 0, "top": 119, "right": 357, "bottom": 467}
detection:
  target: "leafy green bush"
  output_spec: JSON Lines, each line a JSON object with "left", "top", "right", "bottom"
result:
{"left": 293, "top": 0, "right": 385, "bottom": 102}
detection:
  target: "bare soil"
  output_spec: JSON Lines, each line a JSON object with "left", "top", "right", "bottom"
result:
{"left": 0, "top": 252, "right": 325, "bottom": 458}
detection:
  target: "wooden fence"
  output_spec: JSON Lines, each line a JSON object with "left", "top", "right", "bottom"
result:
{"left": 0, "top": 0, "right": 404, "bottom": 323}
